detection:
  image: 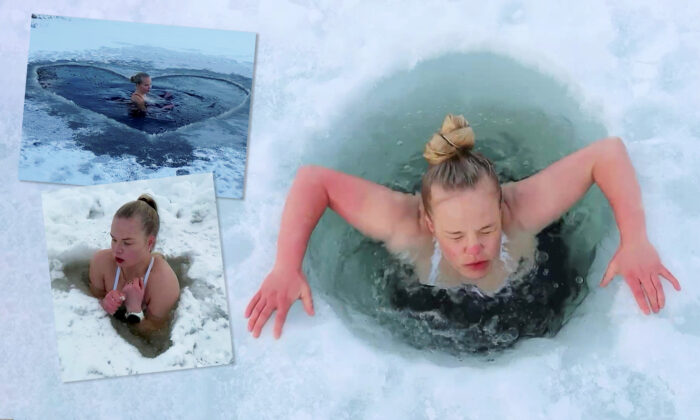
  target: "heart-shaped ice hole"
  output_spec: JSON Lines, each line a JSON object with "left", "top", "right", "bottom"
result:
{"left": 36, "top": 64, "right": 249, "bottom": 135}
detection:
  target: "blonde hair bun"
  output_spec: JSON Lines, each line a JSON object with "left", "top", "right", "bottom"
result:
{"left": 130, "top": 72, "right": 150, "bottom": 85}
{"left": 423, "top": 114, "right": 475, "bottom": 165}
{"left": 115, "top": 194, "right": 160, "bottom": 239}
{"left": 137, "top": 194, "right": 158, "bottom": 212}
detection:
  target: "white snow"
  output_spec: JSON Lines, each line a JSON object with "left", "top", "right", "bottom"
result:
{"left": 1, "top": 1, "right": 700, "bottom": 419}
{"left": 42, "top": 172, "right": 233, "bottom": 382}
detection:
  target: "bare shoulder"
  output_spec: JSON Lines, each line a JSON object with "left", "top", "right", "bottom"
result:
{"left": 149, "top": 254, "right": 180, "bottom": 292}
{"left": 499, "top": 138, "right": 621, "bottom": 234}
{"left": 89, "top": 249, "right": 114, "bottom": 296}
{"left": 307, "top": 165, "right": 428, "bottom": 250}
{"left": 131, "top": 92, "right": 144, "bottom": 103}
{"left": 90, "top": 249, "right": 114, "bottom": 272}
{"left": 385, "top": 193, "right": 433, "bottom": 252}
{"left": 145, "top": 255, "right": 180, "bottom": 320}
{"left": 500, "top": 182, "right": 523, "bottom": 234}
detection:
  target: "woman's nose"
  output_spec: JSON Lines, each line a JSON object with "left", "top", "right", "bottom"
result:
{"left": 465, "top": 243, "right": 481, "bottom": 256}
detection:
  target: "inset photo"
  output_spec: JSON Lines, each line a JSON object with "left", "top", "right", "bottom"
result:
{"left": 21, "top": 14, "right": 256, "bottom": 198}
{"left": 42, "top": 173, "right": 233, "bottom": 382}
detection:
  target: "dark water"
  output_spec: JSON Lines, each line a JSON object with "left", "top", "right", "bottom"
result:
{"left": 23, "top": 61, "right": 252, "bottom": 180}
{"left": 304, "top": 52, "right": 613, "bottom": 357}
{"left": 36, "top": 65, "right": 249, "bottom": 134}
{"left": 383, "top": 220, "right": 590, "bottom": 354}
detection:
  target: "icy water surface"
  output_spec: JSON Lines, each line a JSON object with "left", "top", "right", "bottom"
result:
{"left": 36, "top": 64, "right": 249, "bottom": 134}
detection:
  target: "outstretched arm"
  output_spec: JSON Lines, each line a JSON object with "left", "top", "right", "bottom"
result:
{"left": 245, "top": 165, "right": 421, "bottom": 339}
{"left": 504, "top": 136, "right": 680, "bottom": 313}
{"left": 274, "top": 165, "right": 419, "bottom": 271}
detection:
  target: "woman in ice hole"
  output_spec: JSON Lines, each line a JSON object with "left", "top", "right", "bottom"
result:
{"left": 89, "top": 194, "right": 180, "bottom": 335}
{"left": 245, "top": 114, "right": 682, "bottom": 339}
{"left": 129, "top": 72, "right": 173, "bottom": 116}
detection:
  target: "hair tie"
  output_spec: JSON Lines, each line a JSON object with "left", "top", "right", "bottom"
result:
{"left": 439, "top": 133, "right": 459, "bottom": 149}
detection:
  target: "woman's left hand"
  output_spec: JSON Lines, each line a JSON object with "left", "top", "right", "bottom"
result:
{"left": 123, "top": 277, "right": 145, "bottom": 313}
{"left": 600, "top": 239, "right": 681, "bottom": 314}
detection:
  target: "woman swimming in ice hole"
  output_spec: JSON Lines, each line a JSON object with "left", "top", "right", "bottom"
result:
{"left": 246, "top": 114, "right": 681, "bottom": 339}
{"left": 129, "top": 72, "right": 174, "bottom": 115}
{"left": 89, "top": 194, "right": 180, "bottom": 335}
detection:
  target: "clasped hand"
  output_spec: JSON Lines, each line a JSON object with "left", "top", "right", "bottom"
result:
{"left": 101, "top": 277, "right": 145, "bottom": 315}
{"left": 101, "top": 290, "right": 125, "bottom": 315}
{"left": 122, "top": 277, "right": 146, "bottom": 313}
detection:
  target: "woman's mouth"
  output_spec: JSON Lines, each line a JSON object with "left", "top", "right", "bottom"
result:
{"left": 115, "top": 257, "right": 124, "bottom": 264}
{"left": 464, "top": 260, "right": 489, "bottom": 271}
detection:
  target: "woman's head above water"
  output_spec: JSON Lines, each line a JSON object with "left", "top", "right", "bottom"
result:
{"left": 421, "top": 114, "right": 503, "bottom": 280}
{"left": 130, "top": 72, "right": 151, "bottom": 95}
{"left": 111, "top": 194, "right": 159, "bottom": 268}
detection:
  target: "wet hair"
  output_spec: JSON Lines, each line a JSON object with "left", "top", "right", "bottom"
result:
{"left": 114, "top": 194, "right": 160, "bottom": 239}
{"left": 421, "top": 114, "right": 502, "bottom": 215}
{"left": 130, "top": 72, "right": 150, "bottom": 85}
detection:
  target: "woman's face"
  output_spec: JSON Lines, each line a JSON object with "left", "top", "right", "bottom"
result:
{"left": 426, "top": 177, "right": 503, "bottom": 280}
{"left": 137, "top": 77, "right": 152, "bottom": 94}
{"left": 110, "top": 216, "right": 153, "bottom": 268}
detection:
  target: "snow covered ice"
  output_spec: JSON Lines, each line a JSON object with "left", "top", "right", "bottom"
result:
{"left": 42, "top": 173, "right": 233, "bottom": 382}
{"left": 1, "top": 1, "right": 700, "bottom": 419}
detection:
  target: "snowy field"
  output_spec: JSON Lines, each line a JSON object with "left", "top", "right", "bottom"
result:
{"left": 42, "top": 172, "right": 233, "bottom": 381}
{"left": 2, "top": 1, "right": 700, "bottom": 419}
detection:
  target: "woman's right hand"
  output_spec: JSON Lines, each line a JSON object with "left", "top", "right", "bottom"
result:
{"left": 244, "top": 166, "right": 420, "bottom": 339}
{"left": 122, "top": 277, "right": 145, "bottom": 313}
{"left": 245, "top": 266, "right": 315, "bottom": 339}
{"left": 101, "top": 290, "right": 125, "bottom": 315}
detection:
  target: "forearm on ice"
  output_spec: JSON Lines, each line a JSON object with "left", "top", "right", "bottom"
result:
{"left": 274, "top": 166, "right": 330, "bottom": 271}
{"left": 592, "top": 137, "right": 648, "bottom": 244}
